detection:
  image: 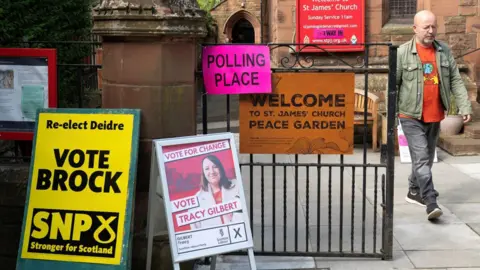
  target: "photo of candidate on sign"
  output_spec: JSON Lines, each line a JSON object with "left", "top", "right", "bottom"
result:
{"left": 176, "top": 154, "right": 243, "bottom": 230}
{"left": 152, "top": 133, "right": 253, "bottom": 263}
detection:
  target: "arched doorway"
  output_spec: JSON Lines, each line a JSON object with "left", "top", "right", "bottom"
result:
{"left": 231, "top": 18, "right": 255, "bottom": 43}
{"left": 223, "top": 10, "right": 261, "bottom": 43}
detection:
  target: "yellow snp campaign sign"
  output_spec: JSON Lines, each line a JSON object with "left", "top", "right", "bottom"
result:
{"left": 16, "top": 108, "right": 140, "bottom": 270}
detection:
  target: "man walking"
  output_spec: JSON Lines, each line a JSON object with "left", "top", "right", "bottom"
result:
{"left": 396, "top": 10, "right": 473, "bottom": 220}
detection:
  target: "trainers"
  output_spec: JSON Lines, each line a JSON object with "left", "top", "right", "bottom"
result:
{"left": 426, "top": 203, "right": 443, "bottom": 220}
{"left": 405, "top": 189, "right": 440, "bottom": 206}
{"left": 405, "top": 190, "right": 425, "bottom": 206}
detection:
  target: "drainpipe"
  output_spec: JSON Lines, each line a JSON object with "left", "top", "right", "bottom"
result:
{"left": 260, "top": 0, "right": 265, "bottom": 43}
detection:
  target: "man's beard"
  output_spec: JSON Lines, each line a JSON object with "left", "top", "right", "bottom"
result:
{"left": 424, "top": 36, "right": 435, "bottom": 43}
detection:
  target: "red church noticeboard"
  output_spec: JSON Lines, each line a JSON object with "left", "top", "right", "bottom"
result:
{"left": 296, "top": 0, "right": 365, "bottom": 52}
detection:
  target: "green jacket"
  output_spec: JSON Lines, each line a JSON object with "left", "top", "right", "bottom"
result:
{"left": 396, "top": 37, "right": 472, "bottom": 119}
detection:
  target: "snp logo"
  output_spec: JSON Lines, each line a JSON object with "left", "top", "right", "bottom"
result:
{"left": 27, "top": 208, "right": 119, "bottom": 258}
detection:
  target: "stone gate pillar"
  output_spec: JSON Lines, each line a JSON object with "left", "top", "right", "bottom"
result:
{"left": 92, "top": 1, "right": 207, "bottom": 269}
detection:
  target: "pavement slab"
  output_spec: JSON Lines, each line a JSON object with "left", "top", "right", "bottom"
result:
{"left": 195, "top": 255, "right": 317, "bottom": 270}
{"left": 449, "top": 163, "right": 480, "bottom": 175}
{"left": 392, "top": 203, "right": 462, "bottom": 225}
{"left": 394, "top": 223, "right": 480, "bottom": 250}
{"left": 443, "top": 203, "right": 480, "bottom": 223}
{"left": 314, "top": 250, "right": 414, "bottom": 270}
{"left": 251, "top": 225, "right": 314, "bottom": 253}
{"left": 307, "top": 225, "right": 403, "bottom": 252}
{"left": 437, "top": 148, "right": 480, "bottom": 164}
{"left": 468, "top": 223, "right": 480, "bottom": 236}
{"left": 436, "top": 181, "right": 480, "bottom": 204}
{"left": 406, "top": 250, "right": 480, "bottom": 268}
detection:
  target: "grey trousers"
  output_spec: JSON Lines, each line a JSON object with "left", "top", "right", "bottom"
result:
{"left": 399, "top": 117, "right": 440, "bottom": 205}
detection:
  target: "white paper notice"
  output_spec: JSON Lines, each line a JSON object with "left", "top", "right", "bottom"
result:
{"left": 0, "top": 57, "right": 48, "bottom": 122}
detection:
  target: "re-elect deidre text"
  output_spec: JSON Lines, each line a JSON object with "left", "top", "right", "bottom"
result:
{"left": 46, "top": 119, "right": 125, "bottom": 131}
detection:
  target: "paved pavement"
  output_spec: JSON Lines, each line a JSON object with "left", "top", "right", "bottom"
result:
{"left": 194, "top": 132, "right": 480, "bottom": 270}
{"left": 196, "top": 93, "right": 239, "bottom": 124}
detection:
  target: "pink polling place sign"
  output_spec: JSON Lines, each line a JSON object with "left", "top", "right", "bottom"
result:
{"left": 202, "top": 45, "right": 272, "bottom": 95}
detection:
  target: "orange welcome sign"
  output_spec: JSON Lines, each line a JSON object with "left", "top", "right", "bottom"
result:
{"left": 239, "top": 72, "right": 354, "bottom": 155}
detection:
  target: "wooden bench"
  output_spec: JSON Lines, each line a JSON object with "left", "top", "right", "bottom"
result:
{"left": 354, "top": 89, "right": 380, "bottom": 152}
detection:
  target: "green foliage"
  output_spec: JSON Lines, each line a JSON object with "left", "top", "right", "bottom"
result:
{"left": 197, "top": 0, "right": 217, "bottom": 11}
{"left": 0, "top": 0, "right": 93, "bottom": 43}
{"left": 196, "top": 0, "right": 219, "bottom": 41}
{"left": 0, "top": 0, "right": 95, "bottom": 108}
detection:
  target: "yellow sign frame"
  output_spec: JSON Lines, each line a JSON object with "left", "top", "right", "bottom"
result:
{"left": 16, "top": 108, "right": 140, "bottom": 270}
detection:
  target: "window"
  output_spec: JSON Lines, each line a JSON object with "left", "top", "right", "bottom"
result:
{"left": 390, "top": 0, "right": 417, "bottom": 18}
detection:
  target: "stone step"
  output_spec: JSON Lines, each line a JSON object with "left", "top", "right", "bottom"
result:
{"left": 465, "top": 121, "right": 480, "bottom": 139}
{"left": 437, "top": 133, "right": 480, "bottom": 156}
{"left": 472, "top": 100, "right": 480, "bottom": 115}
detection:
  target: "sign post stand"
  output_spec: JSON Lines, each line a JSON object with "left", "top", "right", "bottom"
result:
{"left": 209, "top": 255, "right": 217, "bottom": 270}
{"left": 146, "top": 132, "right": 256, "bottom": 270}
{"left": 146, "top": 144, "right": 158, "bottom": 270}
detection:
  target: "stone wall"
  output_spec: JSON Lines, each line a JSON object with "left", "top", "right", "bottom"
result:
{"left": 0, "top": 166, "right": 30, "bottom": 270}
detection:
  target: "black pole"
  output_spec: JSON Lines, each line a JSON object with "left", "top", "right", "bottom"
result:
{"left": 383, "top": 44, "right": 397, "bottom": 260}
{"left": 363, "top": 44, "right": 369, "bottom": 163}
{"left": 202, "top": 74, "right": 208, "bottom": 134}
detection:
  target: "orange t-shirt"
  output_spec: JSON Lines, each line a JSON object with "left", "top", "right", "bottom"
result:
{"left": 417, "top": 44, "right": 445, "bottom": 122}
{"left": 399, "top": 44, "right": 445, "bottom": 122}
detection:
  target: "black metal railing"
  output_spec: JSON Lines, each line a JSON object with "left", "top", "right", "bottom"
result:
{"left": 196, "top": 43, "right": 397, "bottom": 260}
